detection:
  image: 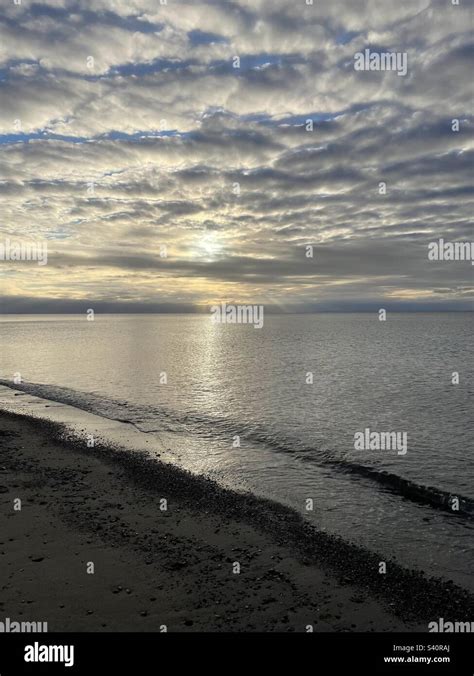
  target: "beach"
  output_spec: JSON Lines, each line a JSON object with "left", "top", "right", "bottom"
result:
{"left": 1, "top": 410, "right": 473, "bottom": 633}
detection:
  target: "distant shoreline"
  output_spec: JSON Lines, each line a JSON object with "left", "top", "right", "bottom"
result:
{"left": 1, "top": 309, "right": 473, "bottom": 316}
{"left": 1, "top": 410, "right": 473, "bottom": 632}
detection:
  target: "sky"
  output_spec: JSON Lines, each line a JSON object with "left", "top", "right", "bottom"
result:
{"left": 0, "top": 0, "right": 472, "bottom": 313}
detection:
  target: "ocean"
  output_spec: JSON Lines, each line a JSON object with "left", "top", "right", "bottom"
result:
{"left": 1, "top": 313, "right": 472, "bottom": 589}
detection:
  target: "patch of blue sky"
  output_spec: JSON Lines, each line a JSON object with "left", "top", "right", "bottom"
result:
{"left": 335, "top": 31, "right": 360, "bottom": 45}
{"left": 243, "top": 106, "right": 367, "bottom": 128}
{"left": 0, "top": 132, "right": 88, "bottom": 145}
{"left": 0, "top": 129, "right": 190, "bottom": 146}
{"left": 212, "top": 53, "right": 285, "bottom": 72}
{"left": 107, "top": 58, "right": 194, "bottom": 78}
{"left": 0, "top": 59, "right": 40, "bottom": 81}
{"left": 188, "top": 30, "right": 228, "bottom": 46}
{"left": 105, "top": 130, "right": 186, "bottom": 141}
{"left": 86, "top": 52, "right": 301, "bottom": 82}
{"left": 259, "top": 113, "right": 340, "bottom": 126}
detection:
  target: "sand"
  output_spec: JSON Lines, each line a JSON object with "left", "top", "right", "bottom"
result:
{"left": 1, "top": 411, "right": 473, "bottom": 632}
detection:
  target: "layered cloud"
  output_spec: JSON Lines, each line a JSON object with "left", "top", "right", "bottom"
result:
{"left": 0, "top": 0, "right": 472, "bottom": 311}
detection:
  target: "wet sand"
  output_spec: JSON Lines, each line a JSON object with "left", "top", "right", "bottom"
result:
{"left": 1, "top": 410, "right": 473, "bottom": 632}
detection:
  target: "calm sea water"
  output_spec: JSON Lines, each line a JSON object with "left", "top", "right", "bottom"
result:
{"left": 1, "top": 313, "right": 473, "bottom": 588}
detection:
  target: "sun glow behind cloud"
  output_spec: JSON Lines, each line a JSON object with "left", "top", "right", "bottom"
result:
{"left": 196, "top": 232, "right": 224, "bottom": 260}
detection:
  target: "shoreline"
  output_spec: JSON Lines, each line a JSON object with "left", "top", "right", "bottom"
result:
{"left": 1, "top": 410, "right": 473, "bottom": 632}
